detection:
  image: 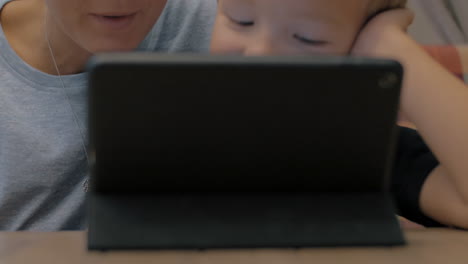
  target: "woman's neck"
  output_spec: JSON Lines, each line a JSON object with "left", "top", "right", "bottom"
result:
{"left": 44, "top": 5, "right": 92, "bottom": 75}
{"left": 1, "top": 0, "right": 91, "bottom": 75}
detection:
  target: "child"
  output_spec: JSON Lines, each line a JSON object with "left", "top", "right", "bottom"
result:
{"left": 210, "top": 0, "right": 468, "bottom": 229}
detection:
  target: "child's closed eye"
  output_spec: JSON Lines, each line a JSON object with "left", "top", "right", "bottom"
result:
{"left": 227, "top": 15, "right": 255, "bottom": 27}
{"left": 293, "top": 34, "right": 329, "bottom": 46}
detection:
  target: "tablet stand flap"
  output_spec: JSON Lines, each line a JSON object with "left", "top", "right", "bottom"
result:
{"left": 87, "top": 193, "right": 405, "bottom": 250}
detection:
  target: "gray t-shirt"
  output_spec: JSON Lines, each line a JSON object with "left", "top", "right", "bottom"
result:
{"left": 0, "top": 0, "right": 216, "bottom": 230}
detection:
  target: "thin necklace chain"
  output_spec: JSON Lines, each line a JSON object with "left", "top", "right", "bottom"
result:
{"left": 44, "top": 15, "right": 90, "bottom": 192}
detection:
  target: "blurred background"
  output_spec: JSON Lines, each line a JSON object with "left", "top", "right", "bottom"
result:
{"left": 409, "top": 0, "right": 467, "bottom": 44}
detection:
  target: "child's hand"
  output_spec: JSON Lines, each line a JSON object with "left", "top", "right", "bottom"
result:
{"left": 352, "top": 9, "right": 416, "bottom": 125}
{"left": 351, "top": 8, "right": 415, "bottom": 58}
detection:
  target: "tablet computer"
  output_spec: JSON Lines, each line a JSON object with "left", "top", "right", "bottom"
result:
{"left": 87, "top": 54, "right": 404, "bottom": 249}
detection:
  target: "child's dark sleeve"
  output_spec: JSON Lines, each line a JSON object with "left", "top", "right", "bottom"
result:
{"left": 391, "top": 126, "right": 445, "bottom": 227}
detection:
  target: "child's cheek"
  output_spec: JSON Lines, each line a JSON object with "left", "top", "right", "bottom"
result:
{"left": 210, "top": 23, "right": 248, "bottom": 54}
{"left": 210, "top": 34, "right": 246, "bottom": 55}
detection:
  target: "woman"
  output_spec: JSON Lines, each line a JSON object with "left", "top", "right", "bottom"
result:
{"left": 0, "top": 0, "right": 216, "bottom": 230}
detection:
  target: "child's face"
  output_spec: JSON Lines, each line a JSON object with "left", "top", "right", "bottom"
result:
{"left": 211, "top": 0, "right": 371, "bottom": 55}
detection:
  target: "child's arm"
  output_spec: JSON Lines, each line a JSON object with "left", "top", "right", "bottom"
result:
{"left": 352, "top": 9, "right": 468, "bottom": 229}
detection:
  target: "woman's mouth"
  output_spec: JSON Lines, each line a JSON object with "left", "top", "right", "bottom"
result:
{"left": 90, "top": 12, "right": 138, "bottom": 30}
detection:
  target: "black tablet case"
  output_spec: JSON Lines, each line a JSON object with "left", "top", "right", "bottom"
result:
{"left": 87, "top": 54, "right": 405, "bottom": 249}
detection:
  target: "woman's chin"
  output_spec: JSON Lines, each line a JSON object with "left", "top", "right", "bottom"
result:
{"left": 87, "top": 41, "right": 142, "bottom": 54}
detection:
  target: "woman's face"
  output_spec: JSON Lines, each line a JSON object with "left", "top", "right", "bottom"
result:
{"left": 45, "top": 0, "right": 167, "bottom": 53}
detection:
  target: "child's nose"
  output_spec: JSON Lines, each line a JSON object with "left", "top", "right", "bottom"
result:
{"left": 243, "top": 36, "right": 277, "bottom": 56}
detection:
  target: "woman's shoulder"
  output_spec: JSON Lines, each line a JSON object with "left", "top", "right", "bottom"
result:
{"left": 138, "top": 0, "right": 217, "bottom": 52}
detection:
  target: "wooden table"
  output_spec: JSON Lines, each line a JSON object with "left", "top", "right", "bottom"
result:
{"left": 0, "top": 229, "right": 467, "bottom": 264}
